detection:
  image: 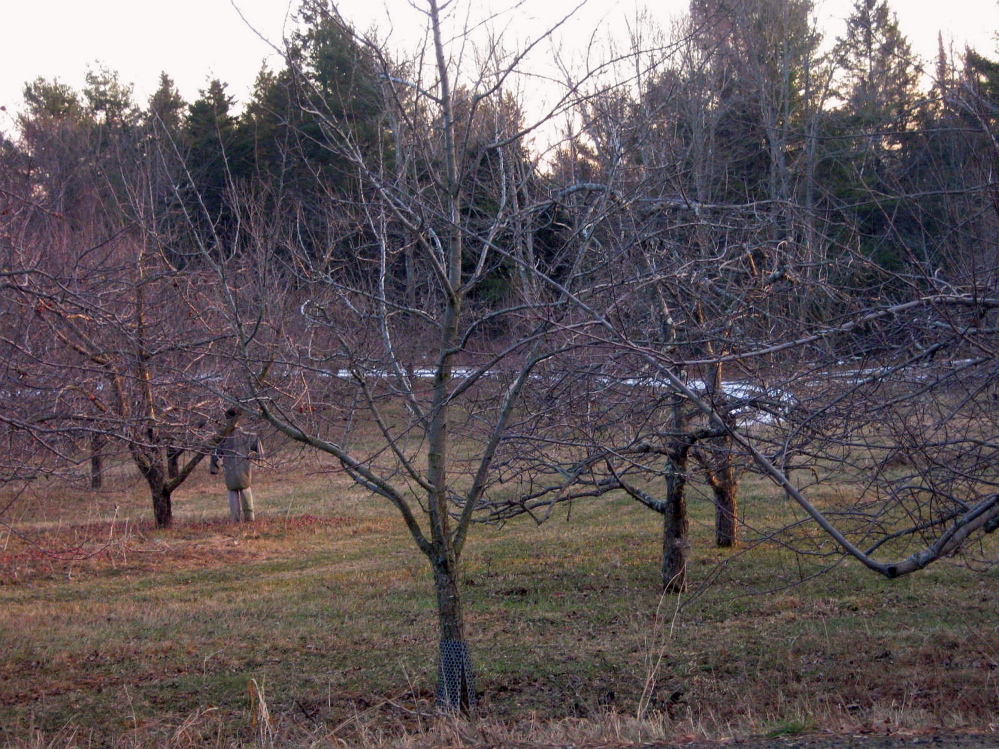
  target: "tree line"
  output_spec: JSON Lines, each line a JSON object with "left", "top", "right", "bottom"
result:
{"left": 2, "top": 0, "right": 999, "bottom": 713}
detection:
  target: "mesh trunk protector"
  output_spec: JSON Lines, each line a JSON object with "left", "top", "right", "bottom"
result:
{"left": 437, "top": 639, "right": 475, "bottom": 712}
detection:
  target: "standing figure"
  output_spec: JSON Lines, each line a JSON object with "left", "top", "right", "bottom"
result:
{"left": 210, "top": 432, "right": 264, "bottom": 522}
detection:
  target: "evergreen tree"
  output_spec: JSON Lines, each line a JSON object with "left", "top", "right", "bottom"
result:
{"left": 81, "top": 66, "right": 143, "bottom": 222}
{"left": 143, "top": 74, "right": 189, "bottom": 263}
{"left": 22, "top": 78, "right": 85, "bottom": 119}
{"left": 964, "top": 48, "right": 999, "bottom": 131}
{"left": 18, "top": 78, "right": 101, "bottom": 231}
{"left": 183, "top": 79, "right": 252, "bottom": 252}
{"left": 826, "top": 0, "right": 921, "bottom": 275}
{"left": 237, "top": 3, "right": 395, "bottom": 276}
{"left": 897, "top": 47, "right": 999, "bottom": 287}
{"left": 147, "top": 72, "right": 186, "bottom": 136}
{"left": 83, "top": 66, "right": 138, "bottom": 127}
{"left": 833, "top": 0, "right": 919, "bottom": 145}
{"left": 291, "top": 0, "right": 387, "bottom": 160}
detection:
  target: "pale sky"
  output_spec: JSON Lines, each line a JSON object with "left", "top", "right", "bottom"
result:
{"left": 2, "top": 0, "right": 997, "bottom": 134}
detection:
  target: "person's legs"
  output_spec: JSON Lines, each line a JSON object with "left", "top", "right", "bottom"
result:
{"left": 240, "top": 488, "right": 255, "bottom": 522}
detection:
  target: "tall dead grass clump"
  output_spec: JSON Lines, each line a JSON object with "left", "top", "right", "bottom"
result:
{"left": 322, "top": 712, "right": 708, "bottom": 749}
{"left": 636, "top": 583, "right": 683, "bottom": 721}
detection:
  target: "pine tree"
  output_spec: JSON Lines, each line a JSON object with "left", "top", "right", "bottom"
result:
{"left": 183, "top": 79, "right": 252, "bottom": 251}
{"left": 827, "top": 0, "right": 921, "bottom": 275}
{"left": 143, "top": 74, "right": 189, "bottom": 263}
{"left": 147, "top": 73, "right": 186, "bottom": 136}
{"left": 833, "top": 0, "right": 919, "bottom": 141}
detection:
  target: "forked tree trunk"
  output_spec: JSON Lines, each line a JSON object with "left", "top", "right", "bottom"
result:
{"left": 702, "top": 356, "right": 740, "bottom": 548}
{"left": 431, "top": 554, "right": 475, "bottom": 713}
{"left": 705, "top": 436, "right": 740, "bottom": 548}
{"left": 138, "top": 459, "right": 173, "bottom": 528}
{"left": 167, "top": 447, "right": 182, "bottom": 479}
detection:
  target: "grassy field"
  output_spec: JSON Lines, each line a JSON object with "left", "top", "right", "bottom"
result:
{"left": 2, "top": 447, "right": 998, "bottom": 748}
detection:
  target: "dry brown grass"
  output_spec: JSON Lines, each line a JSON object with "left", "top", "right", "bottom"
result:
{"left": 2, "top": 451, "right": 999, "bottom": 748}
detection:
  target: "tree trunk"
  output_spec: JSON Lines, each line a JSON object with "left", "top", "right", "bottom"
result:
{"left": 90, "top": 432, "right": 104, "bottom": 490}
{"left": 712, "top": 475, "right": 739, "bottom": 548}
{"left": 139, "top": 460, "right": 173, "bottom": 528}
{"left": 152, "top": 483, "right": 173, "bottom": 528}
{"left": 432, "top": 554, "right": 475, "bottom": 713}
{"left": 706, "top": 437, "right": 740, "bottom": 548}
{"left": 703, "top": 358, "right": 740, "bottom": 548}
{"left": 662, "top": 446, "right": 690, "bottom": 593}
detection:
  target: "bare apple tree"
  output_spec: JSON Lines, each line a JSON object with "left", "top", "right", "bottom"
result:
{"left": 203, "top": 0, "right": 625, "bottom": 713}
{"left": 490, "top": 0, "right": 999, "bottom": 592}
{"left": 0, "top": 87, "right": 243, "bottom": 527}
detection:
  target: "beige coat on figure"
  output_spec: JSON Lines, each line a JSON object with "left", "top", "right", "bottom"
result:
{"left": 211, "top": 433, "right": 264, "bottom": 522}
